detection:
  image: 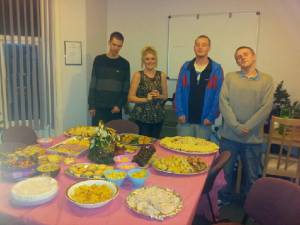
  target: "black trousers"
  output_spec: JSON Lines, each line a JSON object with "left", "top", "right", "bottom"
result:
{"left": 92, "top": 108, "right": 122, "bottom": 126}
{"left": 135, "top": 120, "right": 163, "bottom": 139}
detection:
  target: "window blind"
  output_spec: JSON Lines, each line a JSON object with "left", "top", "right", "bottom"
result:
{"left": 0, "top": 0, "right": 54, "bottom": 133}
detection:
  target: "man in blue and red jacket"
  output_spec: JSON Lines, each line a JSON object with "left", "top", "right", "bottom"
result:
{"left": 175, "top": 35, "right": 223, "bottom": 139}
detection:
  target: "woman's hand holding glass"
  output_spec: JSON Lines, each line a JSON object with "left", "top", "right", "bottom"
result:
{"left": 146, "top": 92, "right": 153, "bottom": 102}
{"left": 150, "top": 90, "right": 160, "bottom": 99}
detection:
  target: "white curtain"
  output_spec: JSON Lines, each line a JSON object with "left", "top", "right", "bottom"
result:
{"left": 0, "top": 0, "right": 54, "bottom": 134}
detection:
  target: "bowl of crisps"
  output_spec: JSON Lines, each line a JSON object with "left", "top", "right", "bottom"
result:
{"left": 37, "top": 138, "right": 53, "bottom": 148}
{"left": 38, "top": 154, "right": 62, "bottom": 165}
{"left": 66, "top": 180, "right": 118, "bottom": 208}
{"left": 115, "top": 162, "right": 138, "bottom": 171}
{"left": 113, "top": 154, "right": 132, "bottom": 164}
{"left": 128, "top": 168, "right": 149, "bottom": 188}
{"left": 103, "top": 169, "right": 127, "bottom": 187}
{"left": 36, "top": 163, "right": 60, "bottom": 177}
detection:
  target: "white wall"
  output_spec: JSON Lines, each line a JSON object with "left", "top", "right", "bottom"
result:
{"left": 54, "top": 0, "right": 107, "bottom": 134}
{"left": 107, "top": 0, "right": 300, "bottom": 101}
{"left": 53, "top": 0, "right": 107, "bottom": 134}
{"left": 53, "top": 0, "right": 87, "bottom": 134}
{"left": 86, "top": 0, "right": 107, "bottom": 122}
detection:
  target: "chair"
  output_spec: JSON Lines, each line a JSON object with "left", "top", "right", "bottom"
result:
{"left": 0, "top": 214, "right": 28, "bottom": 225}
{"left": 263, "top": 116, "right": 300, "bottom": 183}
{"left": 1, "top": 126, "right": 38, "bottom": 145}
{"left": 0, "top": 142, "right": 26, "bottom": 153}
{"left": 105, "top": 119, "right": 139, "bottom": 134}
{"left": 201, "top": 151, "right": 231, "bottom": 223}
{"left": 214, "top": 177, "right": 300, "bottom": 225}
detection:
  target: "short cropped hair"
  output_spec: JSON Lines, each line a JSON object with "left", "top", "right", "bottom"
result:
{"left": 195, "top": 35, "right": 211, "bottom": 46}
{"left": 141, "top": 46, "right": 157, "bottom": 67}
{"left": 235, "top": 46, "right": 255, "bottom": 59}
{"left": 109, "top": 32, "right": 124, "bottom": 42}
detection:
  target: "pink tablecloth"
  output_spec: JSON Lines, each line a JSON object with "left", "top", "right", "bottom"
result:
{"left": 0, "top": 138, "right": 215, "bottom": 225}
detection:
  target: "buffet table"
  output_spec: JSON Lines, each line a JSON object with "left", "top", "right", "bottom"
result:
{"left": 0, "top": 136, "right": 215, "bottom": 225}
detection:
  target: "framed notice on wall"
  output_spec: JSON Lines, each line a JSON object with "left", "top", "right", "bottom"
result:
{"left": 64, "top": 41, "right": 82, "bottom": 65}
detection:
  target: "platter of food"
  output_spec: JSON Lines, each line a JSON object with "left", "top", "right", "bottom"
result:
{"left": 47, "top": 137, "right": 90, "bottom": 157}
{"left": 1, "top": 145, "right": 46, "bottom": 159}
{"left": 126, "top": 186, "right": 183, "bottom": 221}
{"left": 119, "top": 133, "right": 154, "bottom": 146}
{"left": 152, "top": 155, "right": 208, "bottom": 175}
{"left": 66, "top": 179, "right": 119, "bottom": 208}
{"left": 65, "top": 163, "right": 113, "bottom": 179}
{"left": 0, "top": 145, "right": 45, "bottom": 181}
{"left": 159, "top": 136, "right": 218, "bottom": 155}
{"left": 64, "top": 126, "right": 97, "bottom": 137}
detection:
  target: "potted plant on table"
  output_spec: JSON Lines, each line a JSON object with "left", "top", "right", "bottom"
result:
{"left": 88, "top": 121, "right": 119, "bottom": 164}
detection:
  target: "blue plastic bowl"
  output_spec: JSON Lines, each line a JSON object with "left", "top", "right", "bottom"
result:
{"left": 127, "top": 168, "right": 149, "bottom": 188}
{"left": 103, "top": 169, "right": 127, "bottom": 187}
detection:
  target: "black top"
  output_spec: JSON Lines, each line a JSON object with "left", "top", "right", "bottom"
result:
{"left": 130, "top": 71, "right": 165, "bottom": 123}
{"left": 188, "top": 58, "right": 212, "bottom": 123}
{"left": 88, "top": 54, "right": 130, "bottom": 109}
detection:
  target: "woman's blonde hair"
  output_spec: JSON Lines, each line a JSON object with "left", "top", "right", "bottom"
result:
{"left": 141, "top": 46, "right": 157, "bottom": 68}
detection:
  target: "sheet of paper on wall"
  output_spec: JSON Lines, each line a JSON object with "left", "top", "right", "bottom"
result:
{"left": 64, "top": 41, "right": 82, "bottom": 65}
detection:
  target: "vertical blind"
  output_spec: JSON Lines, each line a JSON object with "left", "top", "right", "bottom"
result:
{"left": 0, "top": 0, "right": 54, "bottom": 132}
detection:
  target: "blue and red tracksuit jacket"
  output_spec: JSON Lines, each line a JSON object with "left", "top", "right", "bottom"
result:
{"left": 175, "top": 58, "right": 224, "bottom": 124}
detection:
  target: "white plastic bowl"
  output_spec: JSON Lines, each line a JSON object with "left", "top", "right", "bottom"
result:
{"left": 66, "top": 180, "right": 119, "bottom": 208}
{"left": 11, "top": 176, "right": 58, "bottom": 206}
{"left": 37, "top": 138, "right": 53, "bottom": 148}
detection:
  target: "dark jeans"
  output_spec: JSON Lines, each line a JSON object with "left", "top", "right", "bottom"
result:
{"left": 135, "top": 120, "right": 163, "bottom": 139}
{"left": 92, "top": 108, "right": 122, "bottom": 126}
{"left": 218, "top": 137, "right": 264, "bottom": 204}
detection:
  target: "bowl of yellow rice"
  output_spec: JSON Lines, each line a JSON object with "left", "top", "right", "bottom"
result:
{"left": 66, "top": 180, "right": 119, "bottom": 208}
{"left": 127, "top": 168, "right": 149, "bottom": 188}
{"left": 103, "top": 169, "right": 127, "bottom": 186}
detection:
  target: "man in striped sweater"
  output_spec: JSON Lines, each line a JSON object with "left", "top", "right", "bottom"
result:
{"left": 88, "top": 32, "right": 130, "bottom": 125}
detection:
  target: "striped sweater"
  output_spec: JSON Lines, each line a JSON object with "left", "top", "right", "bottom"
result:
{"left": 88, "top": 54, "right": 130, "bottom": 110}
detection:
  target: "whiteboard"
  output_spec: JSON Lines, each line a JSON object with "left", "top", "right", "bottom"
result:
{"left": 167, "top": 12, "right": 260, "bottom": 79}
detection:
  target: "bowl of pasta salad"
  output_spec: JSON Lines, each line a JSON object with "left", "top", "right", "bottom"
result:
{"left": 66, "top": 179, "right": 119, "bottom": 208}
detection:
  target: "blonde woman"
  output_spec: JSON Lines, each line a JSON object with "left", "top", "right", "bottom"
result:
{"left": 128, "top": 46, "right": 168, "bottom": 138}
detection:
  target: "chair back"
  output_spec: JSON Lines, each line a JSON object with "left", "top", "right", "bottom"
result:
{"left": 105, "top": 119, "right": 139, "bottom": 134}
{"left": 0, "top": 142, "right": 26, "bottom": 153}
{"left": 1, "top": 126, "right": 37, "bottom": 145}
{"left": 263, "top": 116, "right": 300, "bottom": 183}
{"left": 244, "top": 177, "right": 300, "bottom": 225}
{"left": 202, "top": 151, "right": 231, "bottom": 194}
{"left": 268, "top": 116, "right": 300, "bottom": 145}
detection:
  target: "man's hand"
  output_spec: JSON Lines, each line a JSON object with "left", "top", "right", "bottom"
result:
{"left": 89, "top": 109, "right": 96, "bottom": 117}
{"left": 178, "top": 115, "right": 186, "bottom": 124}
{"left": 203, "top": 119, "right": 212, "bottom": 126}
{"left": 111, "top": 106, "right": 121, "bottom": 113}
{"left": 241, "top": 127, "right": 249, "bottom": 136}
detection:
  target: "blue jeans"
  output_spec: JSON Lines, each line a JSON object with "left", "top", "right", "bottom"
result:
{"left": 218, "top": 137, "right": 264, "bottom": 204}
{"left": 177, "top": 123, "right": 212, "bottom": 140}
